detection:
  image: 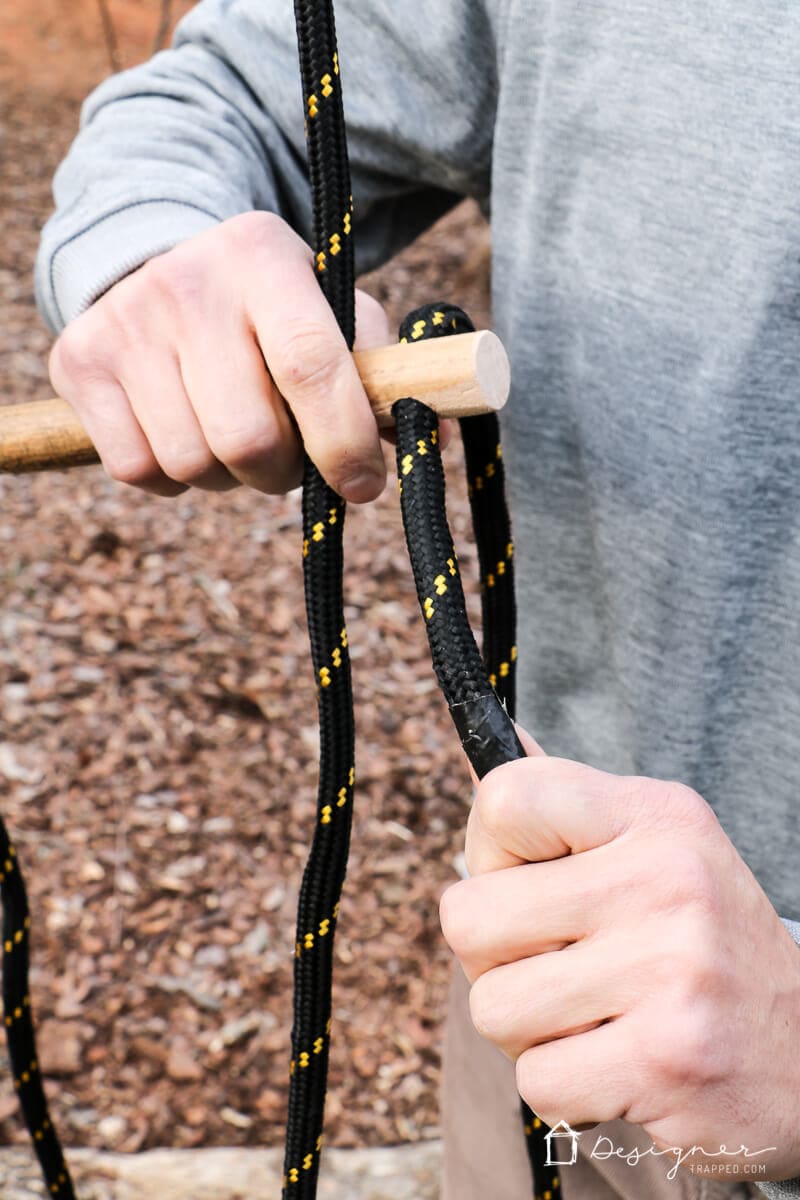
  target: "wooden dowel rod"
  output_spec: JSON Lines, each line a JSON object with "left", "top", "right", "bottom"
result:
{"left": 0, "top": 331, "right": 510, "bottom": 475}
{"left": 356, "top": 329, "right": 509, "bottom": 425}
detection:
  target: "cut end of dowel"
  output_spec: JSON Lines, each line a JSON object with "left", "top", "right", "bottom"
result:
{"left": 473, "top": 330, "right": 511, "bottom": 413}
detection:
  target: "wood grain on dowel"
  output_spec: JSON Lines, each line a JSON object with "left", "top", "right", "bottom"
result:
{"left": 0, "top": 331, "right": 510, "bottom": 474}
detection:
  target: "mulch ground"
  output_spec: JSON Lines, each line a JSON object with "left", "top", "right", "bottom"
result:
{"left": 0, "top": 1, "right": 492, "bottom": 1162}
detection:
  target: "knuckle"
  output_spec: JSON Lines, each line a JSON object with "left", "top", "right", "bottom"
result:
{"left": 209, "top": 419, "right": 284, "bottom": 471}
{"left": 660, "top": 779, "right": 717, "bottom": 830}
{"left": 279, "top": 322, "right": 345, "bottom": 401}
{"left": 643, "top": 997, "right": 726, "bottom": 1091}
{"left": 630, "top": 777, "right": 720, "bottom": 844}
{"left": 678, "top": 1002, "right": 728, "bottom": 1084}
{"left": 657, "top": 939, "right": 707, "bottom": 1009}
{"left": 104, "top": 450, "right": 160, "bottom": 488}
{"left": 515, "top": 1051, "right": 555, "bottom": 1121}
{"left": 637, "top": 918, "right": 731, "bottom": 1091}
{"left": 514, "top": 1053, "right": 532, "bottom": 1101}
{"left": 438, "top": 880, "right": 474, "bottom": 955}
{"left": 142, "top": 250, "right": 205, "bottom": 313}
{"left": 582, "top": 767, "right": 655, "bottom": 830}
{"left": 223, "top": 209, "right": 287, "bottom": 253}
{"left": 468, "top": 973, "right": 506, "bottom": 1044}
{"left": 657, "top": 844, "right": 722, "bottom": 917}
{"left": 101, "top": 274, "right": 151, "bottom": 340}
{"left": 49, "top": 319, "right": 110, "bottom": 390}
{"left": 608, "top": 774, "right": 719, "bottom": 843}
{"left": 156, "top": 444, "right": 217, "bottom": 485}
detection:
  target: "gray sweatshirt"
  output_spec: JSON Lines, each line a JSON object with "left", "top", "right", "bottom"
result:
{"left": 35, "top": 1, "right": 800, "bottom": 1194}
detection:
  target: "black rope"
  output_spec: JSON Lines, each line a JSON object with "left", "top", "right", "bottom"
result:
{"left": 0, "top": 820, "right": 75, "bottom": 1198}
{"left": 287, "top": 6, "right": 558, "bottom": 1187}
{"left": 283, "top": 2, "right": 356, "bottom": 1195}
{"left": 398, "top": 303, "right": 518, "bottom": 716}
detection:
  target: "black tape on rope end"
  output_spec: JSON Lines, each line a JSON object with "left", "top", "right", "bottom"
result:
{"left": 449, "top": 693, "right": 526, "bottom": 779}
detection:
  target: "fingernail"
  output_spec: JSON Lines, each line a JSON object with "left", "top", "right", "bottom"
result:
{"left": 339, "top": 468, "right": 384, "bottom": 504}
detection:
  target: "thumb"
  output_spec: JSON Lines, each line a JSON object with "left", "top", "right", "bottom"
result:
{"left": 465, "top": 721, "right": 545, "bottom": 790}
{"left": 464, "top": 723, "right": 546, "bottom": 874}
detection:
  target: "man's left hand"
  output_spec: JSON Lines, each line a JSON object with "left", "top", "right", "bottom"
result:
{"left": 439, "top": 732, "right": 800, "bottom": 1180}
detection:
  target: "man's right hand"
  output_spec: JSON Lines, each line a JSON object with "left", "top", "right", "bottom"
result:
{"left": 49, "top": 211, "right": 390, "bottom": 500}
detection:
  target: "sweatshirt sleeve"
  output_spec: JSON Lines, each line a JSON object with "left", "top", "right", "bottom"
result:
{"left": 35, "top": 0, "right": 501, "bottom": 333}
{"left": 755, "top": 919, "right": 800, "bottom": 1198}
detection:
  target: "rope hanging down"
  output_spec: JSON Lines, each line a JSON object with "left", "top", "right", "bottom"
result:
{"left": 286, "top": 2, "right": 558, "bottom": 1196}
{"left": 0, "top": 4, "right": 557, "bottom": 1200}
{"left": 282, "top": 1, "right": 356, "bottom": 1193}
{"left": 0, "top": 825, "right": 74, "bottom": 1197}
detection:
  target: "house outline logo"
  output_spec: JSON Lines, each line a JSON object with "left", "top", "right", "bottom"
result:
{"left": 544, "top": 1119, "right": 581, "bottom": 1166}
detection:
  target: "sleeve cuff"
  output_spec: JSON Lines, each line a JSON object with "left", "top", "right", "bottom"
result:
{"left": 755, "top": 919, "right": 800, "bottom": 1197}
{"left": 36, "top": 198, "right": 222, "bottom": 333}
{"left": 758, "top": 1179, "right": 800, "bottom": 1198}
{"left": 781, "top": 919, "right": 800, "bottom": 948}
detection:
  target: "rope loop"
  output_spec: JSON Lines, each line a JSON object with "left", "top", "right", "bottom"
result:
{"left": 394, "top": 302, "right": 559, "bottom": 1195}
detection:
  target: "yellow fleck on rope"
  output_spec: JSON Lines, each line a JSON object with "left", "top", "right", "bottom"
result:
{"left": 34, "top": 1117, "right": 52, "bottom": 1142}
{"left": 4, "top": 995, "right": 31, "bottom": 1027}
{"left": 488, "top": 645, "right": 517, "bottom": 689}
{"left": 15, "top": 1059, "right": 39, "bottom": 1088}
{"left": 295, "top": 903, "right": 341, "bottom": 958}
{"left": 484, "top": 541, "right": 514, "bottom": 589}
{"left": 290, "top": 1032, "right": 328, "bottom": 1075}
{"left": 399, "top": 310, "right": 455, "bottom": 343}
{"left": 282, "top": 1135, "right": 324, "bottom": 1189}
{"left": 469, "top": 443, "right": 505, "bottom": 497}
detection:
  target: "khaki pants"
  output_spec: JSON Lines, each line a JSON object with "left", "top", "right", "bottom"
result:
{"left": 441, "top": 964, "right": 759, "bottom": 1200}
